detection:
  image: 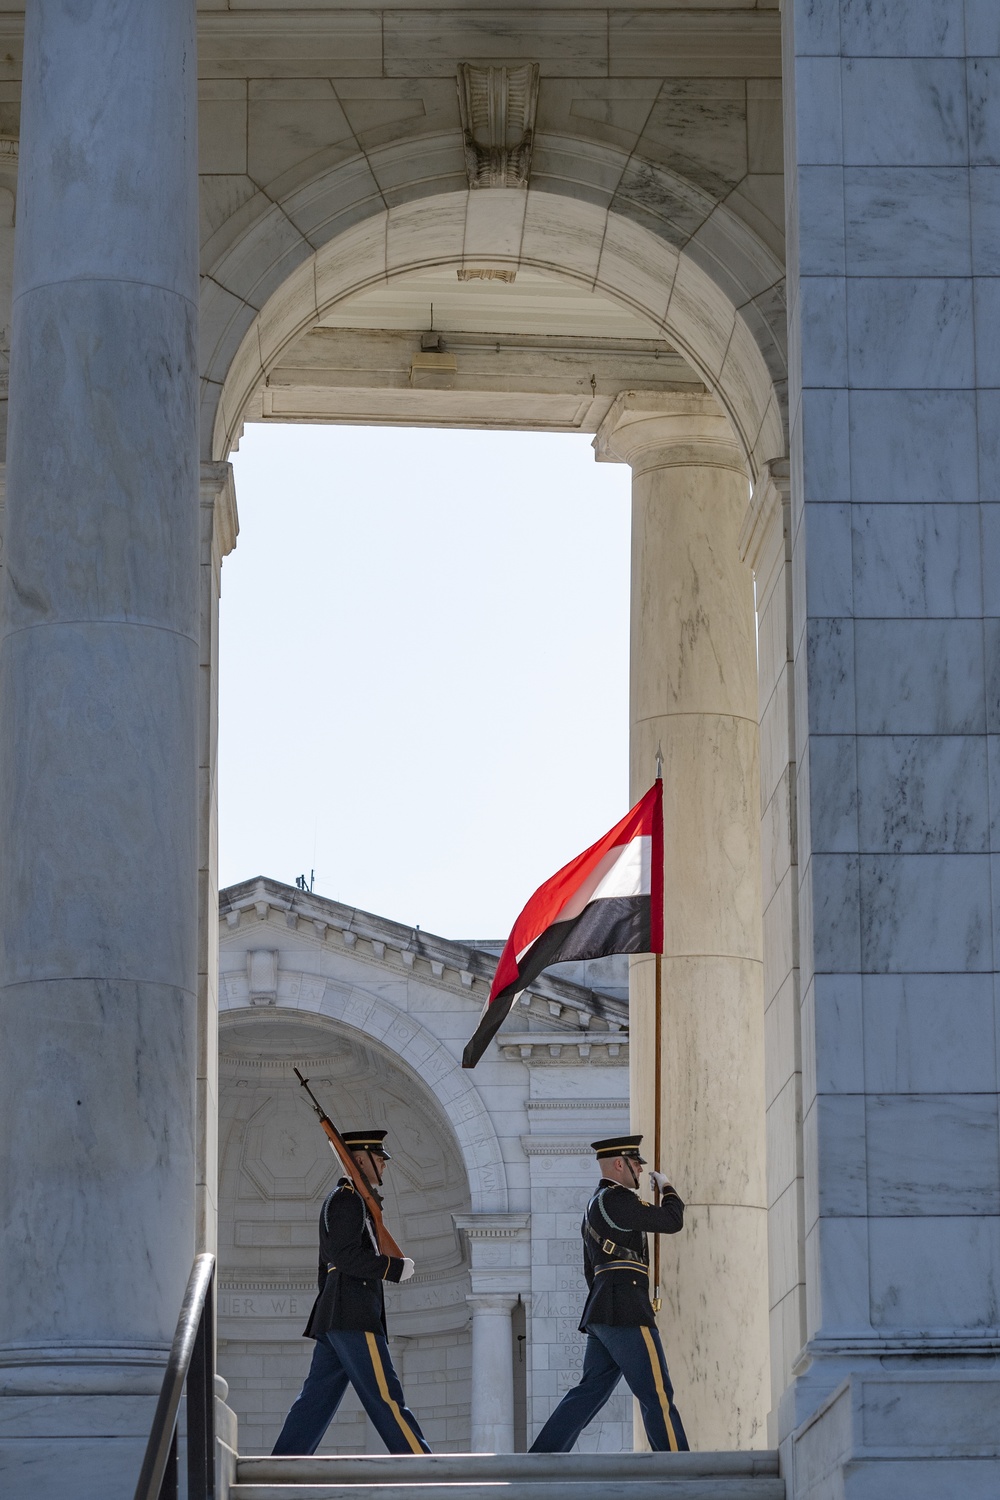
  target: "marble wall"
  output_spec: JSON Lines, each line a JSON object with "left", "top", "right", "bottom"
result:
{"left": 783, "top": 2, "right": 1000, "bottom": 1494}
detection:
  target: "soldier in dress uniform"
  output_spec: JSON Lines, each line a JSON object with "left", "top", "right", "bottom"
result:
{"left": 271, "top": 1128, "right": 431, "bottom": 1455}
{"left": 530, "top": 1133, "right": 689, "bottom": 1453}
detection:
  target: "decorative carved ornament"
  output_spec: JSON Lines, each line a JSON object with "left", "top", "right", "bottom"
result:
{"left": 457, "top": 268, "right": 517, "bottom": 283}
{"left": 457, "top": 62, "right": 539, "bottom": 189}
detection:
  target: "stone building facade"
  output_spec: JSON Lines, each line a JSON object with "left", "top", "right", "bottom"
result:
{"left": 217, "top": 876, "right": 632, "bottom": 1456}
{"left": 0, "top": 6, "right": 998, "bottom": 1500}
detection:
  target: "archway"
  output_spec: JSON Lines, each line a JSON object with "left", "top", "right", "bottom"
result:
{"left": 201, "top": 163, "right": 794, "bottom": 1452}
{"left": 216, "top": 1002, "right": 486, "bottom": 1453}
{"left": 203, "top": 172, "right": 785, "bottom": 476}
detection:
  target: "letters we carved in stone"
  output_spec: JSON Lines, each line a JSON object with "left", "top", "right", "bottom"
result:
{"left": 457, "top": 63, "right": 539, "bottom": 189}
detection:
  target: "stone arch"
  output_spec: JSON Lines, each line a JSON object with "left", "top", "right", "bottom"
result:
{"left": 200, "top": 135, "right": 785, "bottom": 474}
{"left": 221, "top": 977, "right": 509, "bottom": 1215}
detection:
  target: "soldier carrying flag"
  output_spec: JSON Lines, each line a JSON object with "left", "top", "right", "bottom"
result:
{"left": 530, "top": 1133, "right": 689, "bottom": 1453}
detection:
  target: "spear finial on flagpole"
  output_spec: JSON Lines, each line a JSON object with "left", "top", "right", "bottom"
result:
{"left": 655, "top": 742, "right": 663, "bottom": 780}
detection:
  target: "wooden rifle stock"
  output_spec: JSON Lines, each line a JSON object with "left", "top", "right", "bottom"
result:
{"left": 294, "top": 1067, "right": 406, "bottom": 1260}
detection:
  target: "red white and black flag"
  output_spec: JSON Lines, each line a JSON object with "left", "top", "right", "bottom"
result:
{"left": 462, "top": 781, "right": 663, "bottom": 1069}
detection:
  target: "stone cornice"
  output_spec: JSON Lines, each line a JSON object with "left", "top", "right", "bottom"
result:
{"left": 521, "top": 1136, "right": 597, "bottom": 1156}
{"left": 452, "top": 1213, "right": 530, "bottom": 1240}
{"left": 219, "top": 875, "right": 628, "bottom": 1029}
{"left": 498, "top": 1032, "right": 628, "bottom": 1065}
{"left": 526, "top": 1098, "right": 628, "bottom": 1111}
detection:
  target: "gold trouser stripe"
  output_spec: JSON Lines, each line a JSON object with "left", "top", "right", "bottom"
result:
{"left": 640, "top": 1325, "right": 679, "bottom": 1452}
{"left": 364, "top": 1331, "right": 424, "bottom": 1453}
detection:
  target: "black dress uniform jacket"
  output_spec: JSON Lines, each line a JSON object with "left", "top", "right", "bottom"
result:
{"left": 302, "top": 1179, "right": 405, "bottom": 1339}
{"left": 578, "top": 1177, "right": 684, "bottom": 1332}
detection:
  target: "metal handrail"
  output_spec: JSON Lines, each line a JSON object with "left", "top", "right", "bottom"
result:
{"left": 134, "top": 1252, "right": 217, "bottom": 1500}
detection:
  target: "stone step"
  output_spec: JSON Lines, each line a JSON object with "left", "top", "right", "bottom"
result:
{"left": 233, "top": 1450, "right": 784, "bottom": 1500}
{"left": 238, "top": 1452, "right": 780, "bottom": 1485}
{"left": 233, "top": 1484, "right": 784, "bottom": 1500}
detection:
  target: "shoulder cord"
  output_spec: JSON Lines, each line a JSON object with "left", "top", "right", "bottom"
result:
{"left": 593, "top": 1187, "right": 632, "bottom": 1234}
{"left": 322, "top": 1190, "right": 337, "bottom": 1236}
{"left": 322, "top": 1185, "right": 381, "bottom": 1258}
{"left": 585, "top": 1187, "right": 647, "bottom": 1263}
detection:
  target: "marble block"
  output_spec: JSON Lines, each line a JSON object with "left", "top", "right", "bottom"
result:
{"left": 843, "top": 166, "right": 972, "bottom": 276}
{"left": 803, "top": 1093, "right": 867, "bottom": 1228}
{"left": 847, "top": 277, "right": 974, "bottom": 390}
{"left": 861, "top": 973, "right": 997, "bottom": 1093}
{"left": 851, "top": 503, "right": 983, "bottom": 618}
{"left": 865, "top": 1092, "right": 1000, "bottom": 1216}
{"left": 856, "top": 735, "right": 989, "bottom": 853}
{"left": 855, "top": 619, "right": 985, "bottom": 735}
{"left": 848, "top": 390, "right": 979, "bottom": 504}
{"left": 842, "top": 59, "right": 968, "bottom": 166}
{"left": 868, "top": 1215, "right": 1000, "bottom": 1328}
{"left": 803, "top": 973, "right": 865, "bottom": 1100}
{"left": 803, "top": 1215, "right": 871, "bottom": 1338}
{"left": 802, "top": 502, "right": 852, "bottom": 618}
{"left": 802, "top": 736, "right": 858, "bottom": 854}
{"left": 859, "top": 853, "right": 992, "bottom": 973}
{"left": 839, "top": 0, "right": 967, "bottom": 58}
{"left": 971, "top": 166, "right": 1000, "bottom": 272}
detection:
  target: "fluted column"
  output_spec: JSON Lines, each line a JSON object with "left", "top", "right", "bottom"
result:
{"left": 595, "top": 391, "right": 769, "bottom": 1449}
{"left": 0, "top": 4, "right": 200, "bottom": 1497}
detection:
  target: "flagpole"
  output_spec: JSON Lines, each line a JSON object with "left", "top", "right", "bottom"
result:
{"left": 652, "top": 745, "right": 663, "bottom": 1315}
{"left": 652, "top": 948, "right": 663, "bottom": 1314}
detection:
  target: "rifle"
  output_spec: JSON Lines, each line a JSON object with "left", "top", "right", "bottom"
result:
{"left": 293, "top": 1067, "right": 406, "bottom": 1260}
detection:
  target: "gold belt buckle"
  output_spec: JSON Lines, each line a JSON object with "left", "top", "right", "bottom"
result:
{"left": 602, "top": 1238, "right": 616, "bottom": 1255}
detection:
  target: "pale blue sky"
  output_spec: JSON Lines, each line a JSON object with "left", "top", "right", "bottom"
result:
{"left": 220, "top": 424, "right": 631, "bottom": 940}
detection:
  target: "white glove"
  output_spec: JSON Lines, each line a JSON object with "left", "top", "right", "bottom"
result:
{"left": 649, "top": 1170, "right": 672, "bottom": 1196}
{"left": 399, "top": 1256, "right": 416, "bottom": 1282}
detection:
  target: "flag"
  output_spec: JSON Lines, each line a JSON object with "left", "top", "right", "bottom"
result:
{"left": 462, "top": 780, "right": 663, "bottom": 1068}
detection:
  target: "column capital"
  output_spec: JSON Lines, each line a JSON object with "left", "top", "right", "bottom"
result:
{"left": 593, "top": 389, "right": 745, "bottom": 477}
{"left": 466, "top": 1292, "right": 521, "bottom": 1315}
{"left": 199, "top": 460, "right": 239, "bottom": 562}
{"left": 593, "top": 393, "right": 743, "bottom": 474}
{"left": 739, "top": 458, "right": 791, "bottom": 616}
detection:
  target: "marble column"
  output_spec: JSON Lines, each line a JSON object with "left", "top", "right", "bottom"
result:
{"left": 197, "top": 463, "right": 238, "bottom": 1254}
{"left": 467, "top": 1294, "right": 518, "bottom": 1452}
{"left": 595, "top": 392, "right": 769, "bottom": 1450}
{"left": 0, "top": 4, "right": 200, "bottom": 1499}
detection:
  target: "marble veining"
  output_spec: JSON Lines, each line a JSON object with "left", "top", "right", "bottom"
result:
{"left": 855, "top": 618, "right": 985, "bottom": 735}
{"left": 859, "top": 853, "right": 992, "bottom": 973}
{"left": 851, "top": 503, "right": 982, "bottom": 618}
{"left": 865, "top": 1092, "right": 1000, "bottom": 1216}
{"left": 856, "top": 734, "right": 989, "bottom": 854}
{"left": 861, "top": 973, "right": 997, "bottom": 1094}
{"left": 842, "top": 58, "right": 969, "bottom": 167}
